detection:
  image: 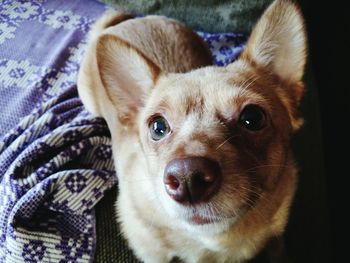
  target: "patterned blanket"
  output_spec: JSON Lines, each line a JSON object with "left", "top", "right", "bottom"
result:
{"left": 0, "top": 0, "right": 246, "bottom": 262}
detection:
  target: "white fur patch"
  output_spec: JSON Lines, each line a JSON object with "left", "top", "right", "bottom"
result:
{"left": 184, "top": 140, "right": 206, "bottom": 156}
{"left": 178, "top": 114, "right": 198, "bottom": 138}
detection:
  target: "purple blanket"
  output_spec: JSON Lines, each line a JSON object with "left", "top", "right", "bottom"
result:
{"left": 0, "top": 0, "right": 246, "bottom": 262}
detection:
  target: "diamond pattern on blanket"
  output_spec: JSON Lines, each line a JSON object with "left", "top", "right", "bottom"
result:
{"left": 0, "top": 59, "right": 44, "bottom": 88}
{"left": 0, "top": 22, "right": 16, "bottom": 44}
{"left": 22, "top": 240, "right": 46, "bottom": 262}
{"left": 42, "top": 10, "right": 82, "bottom": 30}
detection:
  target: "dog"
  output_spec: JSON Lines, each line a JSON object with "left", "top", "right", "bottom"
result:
{"left": 78, "top": 0, "right": 307, "bottom": 262}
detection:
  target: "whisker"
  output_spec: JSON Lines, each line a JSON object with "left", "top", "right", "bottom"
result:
{"left": 239, "top": 193, "right": 267, "bottom": 220}
{"left": 215, "top": 135, "right": 238, "bottom": 151}
{"left": 245, "top": 164, "right": 291, "bottom": 172}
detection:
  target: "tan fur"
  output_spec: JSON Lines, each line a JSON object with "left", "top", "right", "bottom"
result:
{"left": 78, "top": 0, "right": 307, "bottom": 262}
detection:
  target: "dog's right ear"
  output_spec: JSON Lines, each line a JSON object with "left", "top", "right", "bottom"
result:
{"left": 96, "top": 35, "right": 161, "bottom": 126}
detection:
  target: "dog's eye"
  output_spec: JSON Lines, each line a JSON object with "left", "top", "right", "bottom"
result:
{"left": 239, "top": 105, "right": 266, "bottom": 131}
{"left": 150, "top": 116, "right": 170, "bottom": 141}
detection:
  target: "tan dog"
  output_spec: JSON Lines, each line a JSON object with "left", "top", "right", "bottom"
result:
{"left": 78, "top": 0, "right": 307, "bottom": 262}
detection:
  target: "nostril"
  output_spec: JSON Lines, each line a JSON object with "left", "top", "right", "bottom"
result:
{"left": 164, "top": 174, "right": 180, "bottom": 190}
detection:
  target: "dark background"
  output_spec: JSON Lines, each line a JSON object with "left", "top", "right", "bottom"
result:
{"left": 298, "top": 0, "right": 347, "bottom": 261}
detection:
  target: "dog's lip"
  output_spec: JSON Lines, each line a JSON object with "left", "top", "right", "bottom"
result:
{"left": 189, "top": 215, "right": 219, "bottom": 225}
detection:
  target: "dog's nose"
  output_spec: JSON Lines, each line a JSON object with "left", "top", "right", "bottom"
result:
{"left": 163, "top": 157, "right": 222, "bottom": 204}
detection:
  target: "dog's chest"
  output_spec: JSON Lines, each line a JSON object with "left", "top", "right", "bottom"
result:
{"left": 165, "top": 233, "right": 235, "bottom": 263}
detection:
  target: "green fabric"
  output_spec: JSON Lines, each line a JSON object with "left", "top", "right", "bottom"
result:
{"left": 101, "top": 0, "right": 273, "bottom": 32}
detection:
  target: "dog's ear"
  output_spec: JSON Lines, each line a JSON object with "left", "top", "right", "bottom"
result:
{"left": 242, "top": 0, "right": 307, "bottom": 84}
{"left": 96, "top": 35, "right": 161, "bottom": 125}
{"left": 241, "top": 0, "right": 307, "bottom": 130}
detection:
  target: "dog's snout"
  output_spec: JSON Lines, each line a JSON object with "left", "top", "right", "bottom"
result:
{"left": 163, "top": 157, "right": 222, "bottom": 204}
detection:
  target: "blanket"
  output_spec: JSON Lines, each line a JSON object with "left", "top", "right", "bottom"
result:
{"left": 0, "top": 0, "right": 246, "bottom": 262}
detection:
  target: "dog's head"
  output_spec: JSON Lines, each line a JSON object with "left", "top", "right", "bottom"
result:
{"left": 80, "top": 0, "right": 306, "bottom": 241}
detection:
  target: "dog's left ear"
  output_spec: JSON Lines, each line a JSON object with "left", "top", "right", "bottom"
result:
{"left": 241, "top": 0, "right": 307, "bottom": 129}
{"left": 242, "top": 0, "right": 307, "bottom": 83}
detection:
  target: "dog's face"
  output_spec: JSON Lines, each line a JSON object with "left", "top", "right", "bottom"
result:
{"left": 79, "top": 0, "right": 306, "bottom": 251}
{"left": 138, "top": 60, "right": 298, "bottom": 233}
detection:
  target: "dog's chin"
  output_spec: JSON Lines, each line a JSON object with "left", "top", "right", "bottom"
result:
{"left": 160, "top": 197, "right": 244, "bottom": 235}
{"left": 181, "top": 216, "right": 237, "bottom": 235}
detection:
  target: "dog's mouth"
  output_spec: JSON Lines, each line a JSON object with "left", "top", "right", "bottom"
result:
{"left": 182, "top": 204, "right": 243, "bottom": 227}
{"left": 176, "top": 200, "right": 250, "bottom": 230}
{"left": 189, "top": 214, "right": 220, "bottom": 225}
{"left": 178, "top": 210, "right": 240, "bottom": 234}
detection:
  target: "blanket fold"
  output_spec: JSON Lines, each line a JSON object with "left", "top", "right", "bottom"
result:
{"left": 0, "top": 87, "right": 116, "bottom": 262}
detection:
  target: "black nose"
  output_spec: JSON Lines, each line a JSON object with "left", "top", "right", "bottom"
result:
{"left": 163, "top": 157, "right": 222, "bottom": 204}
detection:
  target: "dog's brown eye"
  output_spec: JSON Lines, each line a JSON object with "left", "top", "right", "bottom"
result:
{"left": 239, "top": 105, "right": 266, "bottom": 131}
{"left": 150, "top": 116, "right": 170, "bottom": 141}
